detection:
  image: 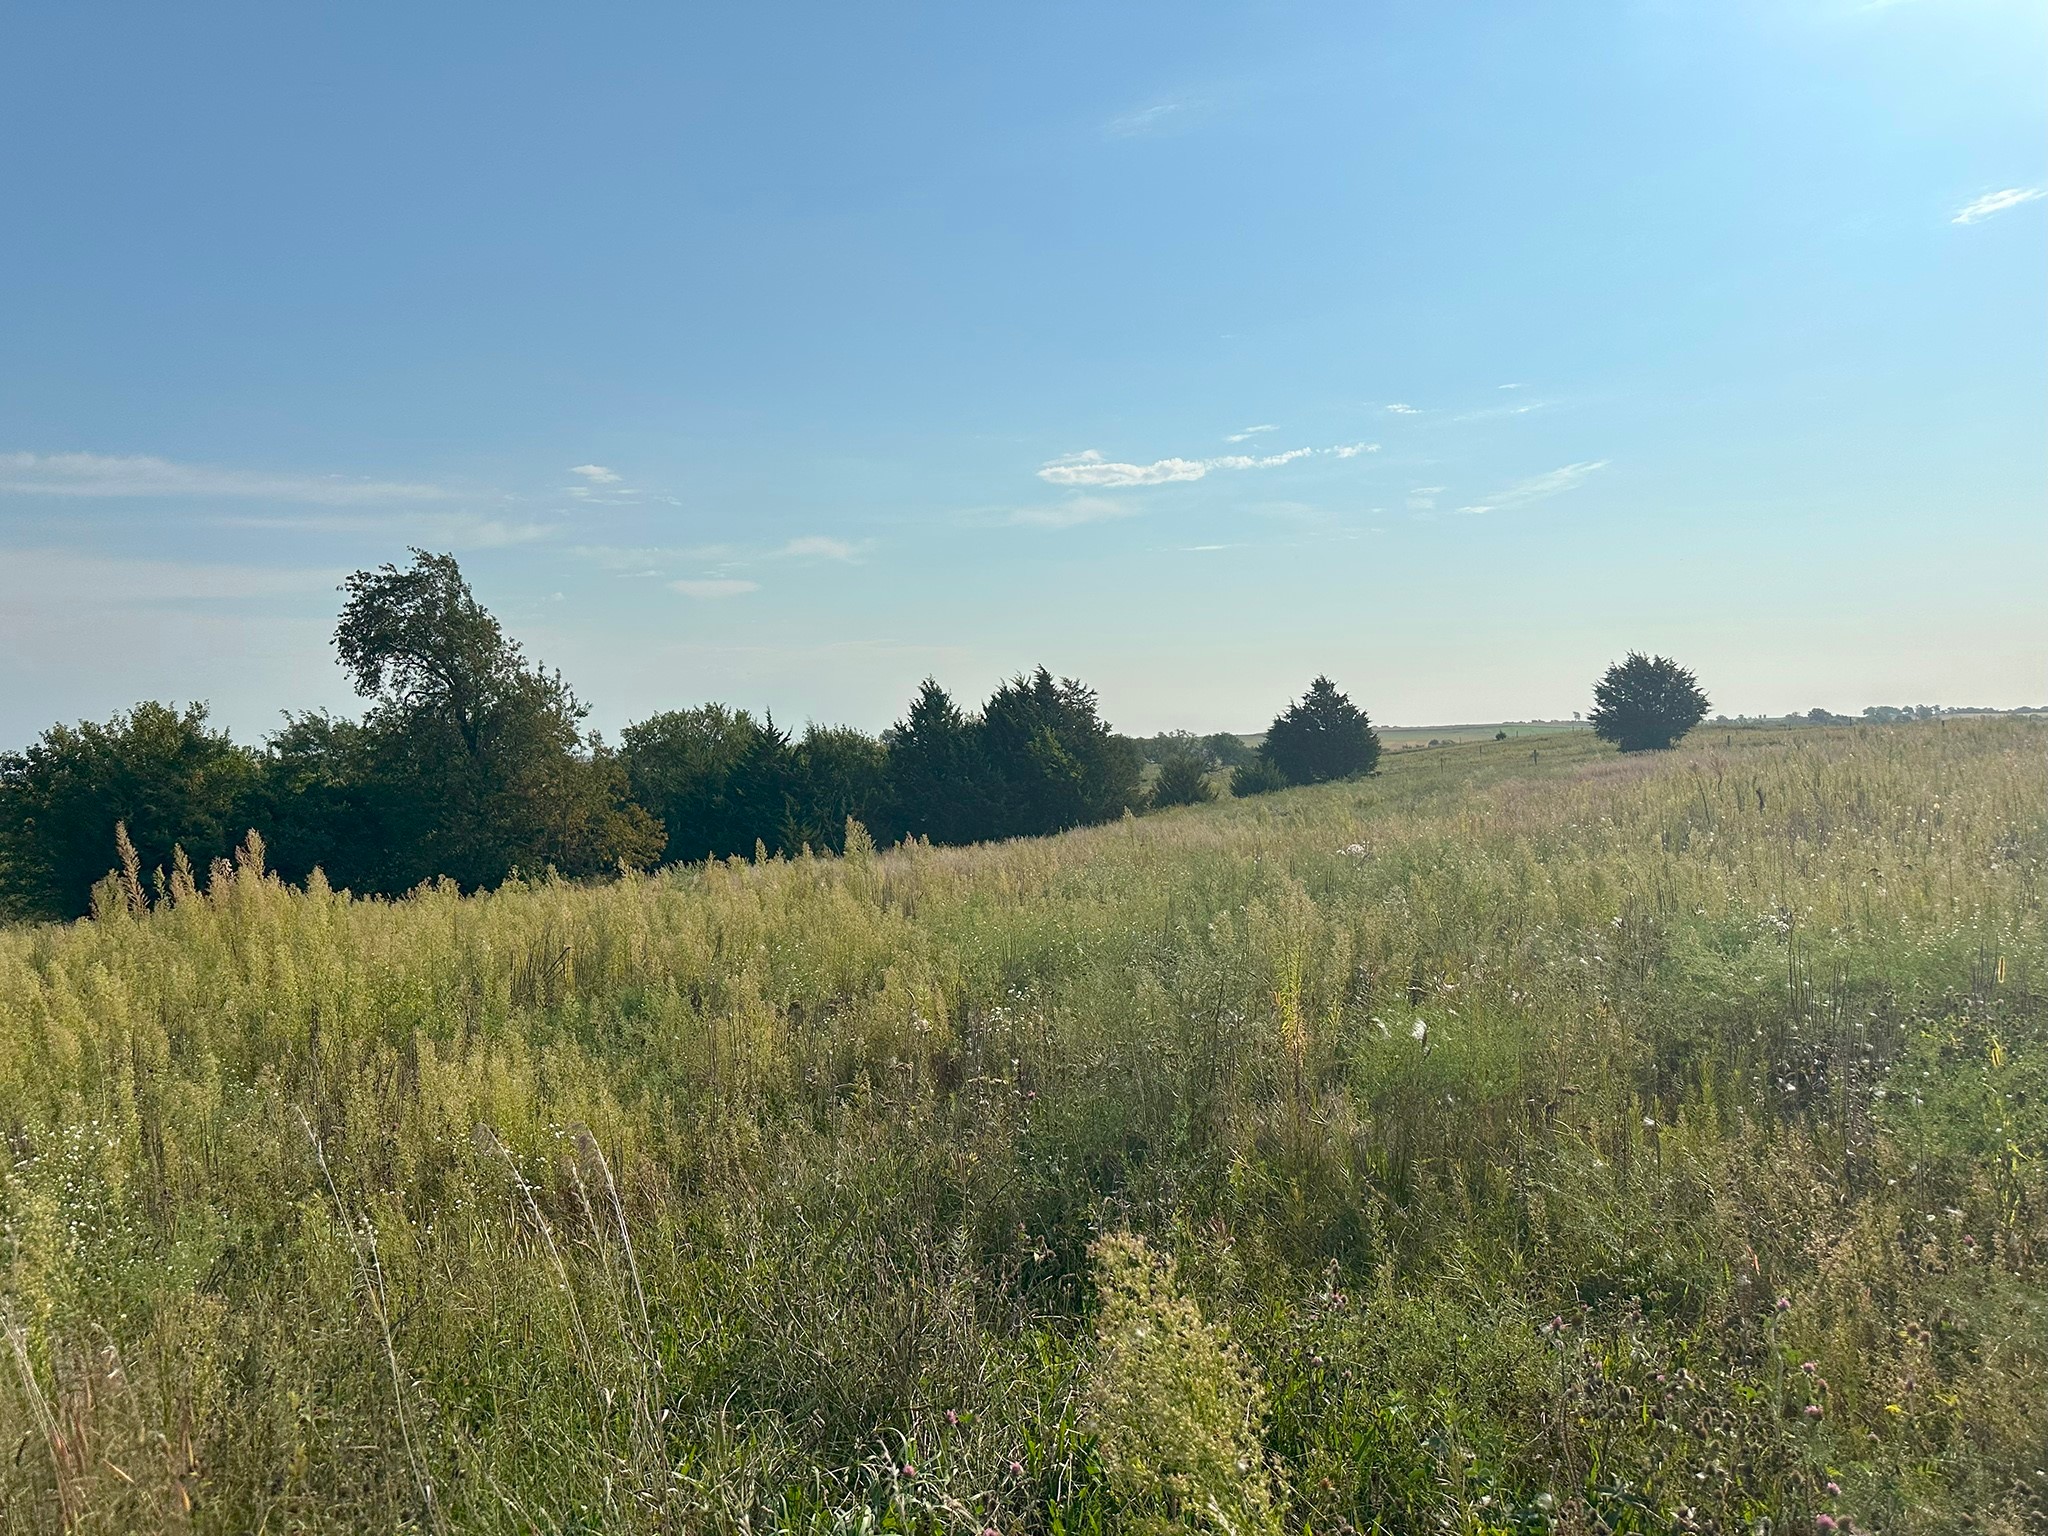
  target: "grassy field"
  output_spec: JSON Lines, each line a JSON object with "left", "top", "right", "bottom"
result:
{"left": 1, "top": 721, "right": 2042, "bottom": 1534}
{"left": 1377, "top": 721, "right": 1591, "bottom": 750}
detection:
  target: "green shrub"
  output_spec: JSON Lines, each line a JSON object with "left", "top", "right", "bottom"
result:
{"left": 1151, "top": 749, "right": 1216, "bottom": 808}
{"left": 1228, "top": 756, "right": 1287, "bottom": 797}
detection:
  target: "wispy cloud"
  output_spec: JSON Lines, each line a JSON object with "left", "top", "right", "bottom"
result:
{"left": 1456, "top": 460, "right": 1609, "bottom": 515}
{"left": 1036, "top": 441, "right": 1376, "bottom": 490}
{"left": 563, "top": 462, "right": 675, "bottom": 505}
{"left": 1451, "top": 399, "right": 1547, "bottom": 423}
{"left": 1406, "top": 486, "right": 1444, "bottom": 512}
{"left": 1038, "top": 450, "right": 1208, "bottom": 488}
{"left": 776, "top": 535, "right": 863, "bottom": 561}
{"left": 1106, "top": 102, "right": 1184, "bottom": 137}
{"left": 571, "top": 542, "right": 736, "bottom": 574}
{"left": 0, "top": 451, "right": 456, "bottom": 504}
{"left": 1952, "top": 187, "right": 2045, "bottom": 225}
{"left": 1010, "top": 495, "right": 1142, "bottom": 529}
{"left": 0, "top": 546, "right": 345, "bottom": 602}
{"left": 1384, "top": 403, "right": 1421, "bottom": 415}
{"left": 1224, "top": 424, "right": 1276, "bottom": 443}
{"left": 670, "top": 578, "right": 759, "bottom": 599}
{"left": 219, "top": 511, "right": 558, "bottom": 549}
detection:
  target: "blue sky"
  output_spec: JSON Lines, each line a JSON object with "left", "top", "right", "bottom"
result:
{"left": 2, "top": 0, "right": 2041, "bottom": 743}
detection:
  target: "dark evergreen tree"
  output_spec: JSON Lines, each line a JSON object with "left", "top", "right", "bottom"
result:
{"left": 1150, "top": 741, "right": 1216, "bottom": 807}
{"left": 1588, "top": 653, "right": 1710, "bottom": 752}
{"left": 786, "top": 724, "right": 889, "bottom": 853}
{"left": 977, "top": 668, "right": 1142, "bottom": 839}
{"left": 883, "top": 678, "right": 989, "bottom": 845}
{"left": 0, "top": 702, "right": 261, "bottom": 920}
{"left": 1259, "top": 676, "right": 1381, "bottom": 786}
{"left": 1228, "top": 755, "right": 1288, "bottom": 797}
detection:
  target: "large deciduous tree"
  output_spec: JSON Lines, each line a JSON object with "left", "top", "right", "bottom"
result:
{"left": 787, "top": 724, "right": 890, "bottom": 853}
{"left": 331, "top": 550, "right": 661, "bottom": 888}
{"left": 1588, "top": 653, "right": 1710, "bottom": 752}
{"left": 621, "top": 705, "right": 792, "bottom": 861}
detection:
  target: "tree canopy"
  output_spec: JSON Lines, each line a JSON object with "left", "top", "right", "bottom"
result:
{"left": 0, "top": 551, "right": 1428, "bottom": 919}
{"left": 0, "top": 702, "right": 260, "bottom": 921}
{"left": 1588, "top": 653, "right": 1711, "bottom": 752}
{"left": 1149, "top": 737, "right": 1216, "bottom": 808}
{"left": 978, "top": 668, "right": 1142, "bottom": 839}
{"left": 1258, "top": 676, "right": 1381, "bottom": 786}
{"left": 884, "top": 679, "right": 988, "bottom": 846}
{"left": 331, "top": 550, "right": 662, "bottom": 887}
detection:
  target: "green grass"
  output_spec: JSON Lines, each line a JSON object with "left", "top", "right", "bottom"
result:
{"left": 2, "top": 720, "right": 2042, "bottom": 1534}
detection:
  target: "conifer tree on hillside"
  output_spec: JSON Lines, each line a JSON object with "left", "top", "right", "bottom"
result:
{"left": 1587, "top": 653, "right": 1711, "bottom": 752}
{"left": 1155, "top": 749, "right": 1212, "bottom": 811}
{"left": 884, "top": 678, "right": 988, "bottom": 845}
{"left": 1229, "top": 755, "right": 1288, "bottom": 797}
{"left": 1258, "top": 676, "right": 1381, "bottom": 786}
{"left": 978, "top": 668, "right": 1144, "bottom": 839}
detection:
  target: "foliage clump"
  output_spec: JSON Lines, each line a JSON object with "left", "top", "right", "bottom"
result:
{"left": 1084, "top": 1233, "right": 1276, "bottom": 1535}
{"left": 1589, "top": 651, "right": 1711, "bottom": 752}
{"left": 1228, "top": 755, "right": 1288, "bottom": 797}
{"left": 1258, "top": 676, "right": 1380, "bottom": 786}
{"left": 0, "top": 701, "right": 257, "bottom": 922}
{"left": 1149, "top": 736, "right": 1217, "bottom": 808}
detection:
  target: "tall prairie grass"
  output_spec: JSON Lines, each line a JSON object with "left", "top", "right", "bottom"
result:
{"left": 1, "top": 721, "right": 2041, "bottom": 1533}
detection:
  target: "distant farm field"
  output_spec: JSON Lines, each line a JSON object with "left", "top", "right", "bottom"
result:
{"left": 2, "top": 720, "right": 2042, "bottom": 1534}
{"left": 1377, "top": 720, "right": 1592, "bottom": 749}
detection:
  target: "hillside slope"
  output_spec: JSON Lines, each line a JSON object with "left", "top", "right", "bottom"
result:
{"left": 1, "top": 721, "right": 2042, "bottom": 1533}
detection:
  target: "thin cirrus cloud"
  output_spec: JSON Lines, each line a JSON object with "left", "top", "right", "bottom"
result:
{"left": 0, "top": 451, "right": 455, "bottom": 504}
{"left": 669, "top": 578, "right": 759, "bottom": 599}
{"left": 1010, "top": 495, "right": 1140, "bottom": 529}
{"left": 0, "top": 547, "right": 345, "bottom": 604}
{"left": 1224, "top": 424, "right": 1277, "bottom": 443}
{"left": 777, "top": 535, "right": 862, "bottom": 561}
{"left": 1105, "top": 101, "right": 1184, "bottom": 137}
{"left": 1036, "top": 441, "right": 1376, "bottom": 490}
{"left": 1384, "top": 403, "right": 1421, "bottom": 415}
{"left": 1952, "top": 187, "right": 2045, "bottom": 225}
{"left": 220, "top": 511, "right": 558, "bottom": 549}
{"left": 1456, "top": 460, "right": 1609, "bottom": 515}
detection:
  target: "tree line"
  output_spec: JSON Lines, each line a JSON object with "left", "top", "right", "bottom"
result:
{"left": 0, "top": 551, "right": 1387, "bottom": 921}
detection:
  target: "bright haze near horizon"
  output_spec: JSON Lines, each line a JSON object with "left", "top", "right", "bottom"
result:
{"left": 2, "top": 2, "right": 2042, "bottom": 745}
